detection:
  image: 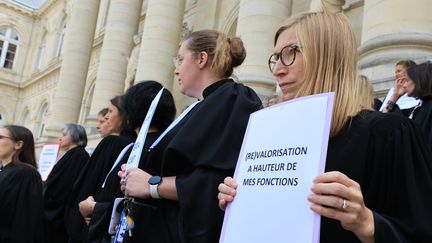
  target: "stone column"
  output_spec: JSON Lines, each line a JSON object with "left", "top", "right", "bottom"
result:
{"left": 44, "top": 0, "right": 100, "bottom": 139}
{"left": 235, "top": 0, "right": 292, "bottom": 99}
{"left": 88, "top": 0, "right": 143, "bottom": 117}
{"left": 309, "top": 0, "right": 345, "bottom": 12}
{"left": 359, "top": 0, "right": 432, "bottom": 93}
{"left": 135, "top": 0, "right": 185, "bottom": 90}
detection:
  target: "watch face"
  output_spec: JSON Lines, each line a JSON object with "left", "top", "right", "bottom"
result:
{"left": 149, "top": 176, "right": 162, "bottom": 185}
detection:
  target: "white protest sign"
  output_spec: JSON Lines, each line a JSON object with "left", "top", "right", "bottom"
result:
{"left": 38, "top": 143, "right": 60, "bottom": 181}
{"left": 220, "top": 93, "right": 334, "bottom": 243}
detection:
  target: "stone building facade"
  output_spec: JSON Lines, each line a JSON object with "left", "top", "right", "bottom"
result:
{"left": 0, "top": 0, "right": 431, "bottom": 151}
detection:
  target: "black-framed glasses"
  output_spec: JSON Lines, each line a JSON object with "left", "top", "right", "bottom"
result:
{"left": 268, "top": 44, "right": 302, "bottom": 72}
{"left": 0, "top": 135, "right": 13, "bottom": 140}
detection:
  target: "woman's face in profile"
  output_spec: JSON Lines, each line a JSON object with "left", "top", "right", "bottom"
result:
{"left": 271, "top": 28, "right": 306, "bottom": 101}
{"left": 105, "top": 103, "right": 122, "bottom": 134}
{"left": 0, "top": 128, "right": 16, "bottom": 161}
{"left": 59, "top": 129, "right": 74, "bottom": 151}
{"left": 403, "top": 76, "right": 415, "bottom": 96}
{"left": 174, "top": 40, "right": 202, "bottom": 98}
{"left": 395, "top": 64, "right": 407, "bottom": 80}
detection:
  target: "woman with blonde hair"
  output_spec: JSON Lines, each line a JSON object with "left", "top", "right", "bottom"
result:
{"left": 218, "top": 12, "right": 432, "bottom": 243}
{"left": 359, "top": 75, "right": 382, "bottom": 111}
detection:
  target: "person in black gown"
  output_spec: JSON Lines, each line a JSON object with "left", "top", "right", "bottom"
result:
{"left": 77, "top": 81, "right": 176, "bottom": 243}
{"left": 218, "top": 11, "right": 432, "bottom": 243}
{"left": 43, "top": 123, "right": 89, "bottom": 243}
{"left": 382, "top": 59, "right": 417, "bottom": 115}
{"left": 119, "top": 29, "right": 262, "bottom": 243}
{"left": 400, "top": 61, "right": 432, "bottom": 150}
{"left": 0, "top": 125, "right": 44, "bottom": 243}
{"left": 65, "top": 96, "right": 135, "bottom": 243}
{"left": 96, "top": 108, "right": 110, "bottom": 138}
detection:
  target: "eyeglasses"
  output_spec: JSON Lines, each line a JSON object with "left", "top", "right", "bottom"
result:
{"left": 0, "top": 135, "right": 13, "bottom": 140}
{"left": 268, "top": 44, "right": 302, "bottom": 72}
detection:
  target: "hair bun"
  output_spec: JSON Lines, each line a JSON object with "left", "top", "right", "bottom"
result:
{"left": 229, "top": 37, "right": 246, "bottom": 67}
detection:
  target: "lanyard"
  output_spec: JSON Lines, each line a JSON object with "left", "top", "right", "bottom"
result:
{"left": 102, "top": 143, "right": 133, "bottom": 188}
{"left": 125, "top": 88, "right": 165, "bottom": 171}
{"left": 149, "top": 100, "right": 201, "bottom": 151}
{"left": 101, "top": 143, "right": 134, "bottom": 188}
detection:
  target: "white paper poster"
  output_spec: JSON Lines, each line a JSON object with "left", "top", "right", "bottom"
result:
{"left": 38, "top": 143, "right": 60, "bottom": 181}
{"left": 220, "top": 93, "right": 334, "bottom": 243}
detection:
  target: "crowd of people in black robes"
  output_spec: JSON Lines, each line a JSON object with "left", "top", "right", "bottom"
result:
{"left": 2, "top": 10, "right": 432, "bottom": 243}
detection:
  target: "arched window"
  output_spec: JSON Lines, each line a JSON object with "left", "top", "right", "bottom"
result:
{"left": 0, "top": 27, "right": 19, "bottom": 69}
{"left": 21, "top": 109, "right": 30, "bottom": 127}
{"left": 79, "top": 81, "right": 95, "bottom": 124}
{"left": 37, "top": 103, "right": 48, "bottom": 138}
{"left": 55, "top": 22, "right": 66, "bottom": 57}
{"left": 35, "top": 33, "right": 46, "bottom": 69}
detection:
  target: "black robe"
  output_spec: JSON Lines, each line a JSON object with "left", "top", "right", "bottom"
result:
{"left": 135, "top": 79, "right": 262, "bottom": 243}
{"left": 44, "top": 146, "right": 89, "bottom": 243}
{"left": 410, "top": 97, "right": 432, "bottom": 151}
{"left": 87, "top": 132, "right": 160, "bottom": 243}
{"left": 321, "top": 110, "right": 432, "bottom": 242}
{"left": 65, "top": 135, "right": 134, "bottom": 242}
{"left": 385, "top": 98, "right": 432, "bottom": 152}
{"left": 0, "top": 163, "right": 44, "bottom": 243}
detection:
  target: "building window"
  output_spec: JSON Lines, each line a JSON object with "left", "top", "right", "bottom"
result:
{"left": 0, "top": 27, "right": 19, "bottom": 70}
{"left": 37, "top": 104, "right": 48, "bottom": 138}
{"left": 55, "top": 22, "right": 66, "bottom": 57}
{"left": 35, "top": 34, "right": 46, "bottom": 69}
{"left": 21, "top": 109, "right": 30, "bottom": 127}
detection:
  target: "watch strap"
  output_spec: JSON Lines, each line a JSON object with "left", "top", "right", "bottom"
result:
{"left": 149, "top": 183, "right": 161, "bottom": 199}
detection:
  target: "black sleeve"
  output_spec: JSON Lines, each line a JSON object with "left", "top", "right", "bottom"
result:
{"left": 87, "top": 202, "right": 113, "bottom": 242}
{"left": 10, "top": 167, "right": 45, "bottom": 243}
{"left": 366, "top": 114, "right": 432, "bottom": 243}
{"left": 172, "top": 83, "right": 262, "bottom": 242}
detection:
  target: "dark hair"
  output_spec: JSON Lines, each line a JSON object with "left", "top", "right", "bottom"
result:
{"left": 110, "top": 96, "right": 135, "bottom": 137}
{"left": 406, "top": 61, "right": 432, "bottom": 99}
{"left": 98, "top": 107, "right": 109, "bottom": 117}
{"left": 63, "top": 123, "right": 88, "bottom": 147}
{"left": 396, "top": 60, "right": 417, "bottom": 69}
{"left": 183, "top": 29, "right": 246, "bottom": 78}
{"left": 122, "top": 80, "right": 176, "bottom": 132}
{"left": 4, "top": 125, "right": 37, "bottom": 168}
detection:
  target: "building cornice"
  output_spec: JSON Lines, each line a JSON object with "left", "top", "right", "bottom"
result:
{"left": 0, "top": 0, "right": 36, "bottom": 17}
{"left": 20, "top": 58, "right": 61, "bottom": 88}
{"left": 35, "top": 0, "right": 59, "bottom": 16}
{"left": 0, "top": 78, "right": 19, "bottom": 88}
{"left": 358, "top": 32, "right": 432, "bottom": 68}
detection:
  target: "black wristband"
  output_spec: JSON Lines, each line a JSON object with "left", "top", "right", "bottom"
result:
{"left": 386, "top": 100, "right": 395, "bottom": 111}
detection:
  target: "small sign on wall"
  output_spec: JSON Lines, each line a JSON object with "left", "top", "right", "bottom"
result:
{"left": 38, "top": 143, "right": 60, "bottom": 181}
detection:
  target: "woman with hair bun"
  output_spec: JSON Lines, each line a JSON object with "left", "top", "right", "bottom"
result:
{"left": 119, "top": 29, "right": 262, "bottom": 242}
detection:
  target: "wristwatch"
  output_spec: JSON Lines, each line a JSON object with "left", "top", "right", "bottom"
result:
{"left": 148, "top": 176, "right": 162, "bottom": 199}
